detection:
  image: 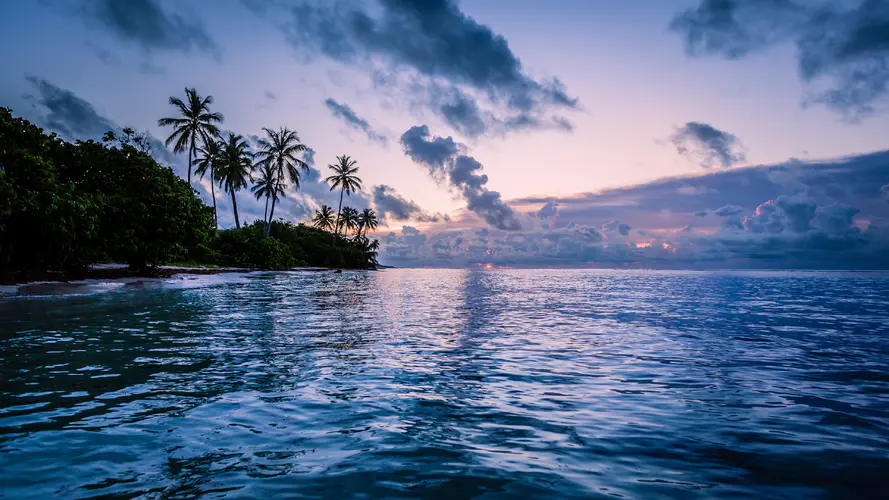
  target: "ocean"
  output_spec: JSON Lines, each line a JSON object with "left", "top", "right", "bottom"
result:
{"left": 2, "top": 269, "right": 888, "bottom": 498}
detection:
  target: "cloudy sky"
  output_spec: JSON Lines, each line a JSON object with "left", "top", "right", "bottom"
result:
{"left": 2, "top": 0, "right": 888, "bottom": 268}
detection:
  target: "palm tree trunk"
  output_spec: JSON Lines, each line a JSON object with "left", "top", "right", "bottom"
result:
{"left": 266, "top": 197, "right": 277, "bottom": 238}
{"left": 187, "top": 139, "right": 194, "bottom": 187}
{"left": 231, "top": 190, "right": 240, "bottom": 229}
{"left": 334, "top": 188, "right": 345, "bottom": 238}
{"left": 263, "top": 195, "right": 269, "bottom": 225}
{"left": 210, "top": 165, "right": 218, "bottom": 229}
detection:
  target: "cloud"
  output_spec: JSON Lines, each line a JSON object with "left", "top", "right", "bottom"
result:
{"left": 400, "top": 125, "right": 521, "bottom": 230}
{"left": 275, "top": 0, "right": 579, "bottom": 136}
{"left": 302, "top": 147, "right": 316, "bottom": 167}
{"left": 80, "top": 0, "right": 219, "bottom": 57}
{"left": 372, "top": 184, "right": 448, "bottom": 222}
{"left": 264, "top": 90, "right": 276, "bottom": 101}
{"left": 670, "top": 0, "right": 889, "bottom": 118}
{"left": 21, "top": 76, "right": 116, "bottom": 141}
{"left": 380, "top": 148, "right": 889, "bottom": 269}
{"left": 603, "top": 220, "right": 632, "bottom": 236}
{"left": 538, "top": 200, "right": 559, "bottom": 218}
{"left": 21, "top": 78, "right": 102, "bottom": 136}
{"left": 323, "top": 98, "right": 388, "bottom": 145}
{"left": 671, "top": 122, "right": 747, "bottom": 168}
{"left": 881, "top": 183, "right": 889, "bottom": 201}
{"left": 400, "top": 125, "right": 461, "bottom": 167}
{"left": 714, "top": 204, "right": 745, "bottom": 216}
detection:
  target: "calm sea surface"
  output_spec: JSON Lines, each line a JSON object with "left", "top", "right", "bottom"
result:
{"left": 2, "top": 269, "right": 889, "bottom": 498}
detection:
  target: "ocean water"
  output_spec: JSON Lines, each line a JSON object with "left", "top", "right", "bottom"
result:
{"left": 1, "top": 269, "right": 889, "bottom": 499}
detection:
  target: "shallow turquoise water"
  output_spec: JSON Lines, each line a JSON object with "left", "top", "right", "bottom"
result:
{"left": 2, "top": 269, "right": 889, "bottom": 498}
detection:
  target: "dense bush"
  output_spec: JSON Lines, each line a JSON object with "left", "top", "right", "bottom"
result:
{"left": 212, "top": 220, "right": 375, "bottom": 270}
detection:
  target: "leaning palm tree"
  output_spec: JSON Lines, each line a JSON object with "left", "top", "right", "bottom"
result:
{"left": 325, "top": 155, "right": 362, "bottom": 237}
{"left": 217, "top": 133, "right": 254, "bottom": 229}
{"left": 340, "top": 206, "right": 360, "bottom": 235}
{"left": 193, "top": 137, "right": 223, "bottom": 227}
{"left": 312, "top": 205, "right": 336, "bottom": 231}
{"left": 254, "top": 127, "right": 309, "bottom": 237}
{"left": 158, "top": 88, "right": 223, "bottom": 187}
{"left": 356, "top": 208, "right": 379, "bottom": 238}
{"left": 251, "top": 164, "right": 284, "bottom": 229}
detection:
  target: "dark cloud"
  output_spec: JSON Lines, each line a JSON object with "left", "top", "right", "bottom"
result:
{"left": 81, "top": 0, "right": 219, "bottom": 57}
{"left": 277, "top": 0, "right": 579, "bottom": 136}
{"left": 400, "top": 125, "right": 521, "bottom": 230}
{"left": 424, "top": 83, "right": 576, "bottom": 137}
{"left": 373, "top": 184, "right": 447, "bottom": 222}
{"left": 671, "top": 0, "right": 889, "bottom": 118}
{"left": 429, "top": 86, "right": 488, "bottom": 137}
{"left": 671, "top": 122, "right": 746, "bottom": 168}
{"left": 603, "top": 220, "right": 632, "bottom": 236}
{"left": 714, "top": 204, "right": 745, "bottom": 216}
{"left": 400, "top": 125, "right": 461, "bottom": 167}
{"left": 323, "top": 98, "right": 388, "bottom": 145}
{"left": 21, "top": 76, "right": 116, "bottom": 141}
{"left": 694, "top": 210, "right": 710, "bottom": 217}
{"left": 538, "top": 200, "right": 559, "bottom": 218}
{"left": 264, "top": 90, "right": 276, "bottom": 100}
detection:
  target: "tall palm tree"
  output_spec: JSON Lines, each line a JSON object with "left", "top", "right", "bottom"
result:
{"left": 158, "top": 88, "right": 223, "bottom": 187}
{"left": 254, "top": 127, "right": 308, "bottom": 237}
{"left": 251, "top": 164, "right": 284, "bottom": 228}
{"left": 340, "top": 206, "right": 360, "bottom": 235}
{"left": 357, "top": 208, "right": 379, "bottom": 238}
{"left": 312, "top": 205, "right": 336, "bottom": 231}
{"left": 325, "top": 155, "right": 362, "bottom": 237}
{"left": 194, "top": 137, "right": 223, "bottom": 228}
{"left": 217, "top": 133, "right": 253, "bottom": 229}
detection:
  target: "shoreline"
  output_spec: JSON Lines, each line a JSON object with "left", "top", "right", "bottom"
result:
{"left": 0, "top": 265, "right": 354, "bottom": 288}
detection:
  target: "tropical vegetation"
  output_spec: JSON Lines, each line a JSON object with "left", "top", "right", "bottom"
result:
{"left": 1, "top": 91, "right": 383, "bottom": 281}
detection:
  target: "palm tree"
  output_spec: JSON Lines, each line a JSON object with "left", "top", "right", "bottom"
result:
{"left": 217, "top": 133, "right": 253, "bottom": 229}
{"left": 357, "top": 208, "right": 379, "bottom": 238}
{"left": 254, "top": 127, "right": 308, "bottom": 237}
{"left": 325, "top": 155, "right": 362, "bottom": 237}
{"left": 359, "top": 237, "right": 380, "bottom": 268}
{"left": 312, "top": 205, "right": 336, "bottom": 231}
{"left": 194, "top": 137, "right": 223, "bottom": 227}
{"left": 158, "top": 88, "right": 223, "bottom": 187}
{"left": 340, "top": 206, "right": 360, "bottom": 235}
{"left": 251, "top": 164, "right": 284, "bottom": 228}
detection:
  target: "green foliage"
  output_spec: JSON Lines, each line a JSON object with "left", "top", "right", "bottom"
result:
{"left": 212, "top": 220, "right": 376, "bottom": 270}
{"left": 0, "top": 107, "right": 213, "bottom": 274}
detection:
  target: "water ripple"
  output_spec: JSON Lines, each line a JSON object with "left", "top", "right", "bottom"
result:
{"left": 1, "top": 269, "right": 889, "bottom": 498}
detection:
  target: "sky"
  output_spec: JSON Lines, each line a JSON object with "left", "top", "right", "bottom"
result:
{"left": 1, "top": 0, "right": 888, "bottom": 268}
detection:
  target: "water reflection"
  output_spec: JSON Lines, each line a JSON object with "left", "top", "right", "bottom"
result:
{"left": 1, "top": 270, "right": 888, "bottom": 498}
